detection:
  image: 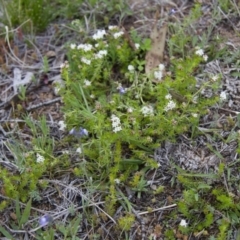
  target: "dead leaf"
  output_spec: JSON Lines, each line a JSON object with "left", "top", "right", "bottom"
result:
{"left": 145, "top": 23, "right": 168, "bottom": 75}
{"left": 45, "top": 50, "right": 56, "bottom": 57}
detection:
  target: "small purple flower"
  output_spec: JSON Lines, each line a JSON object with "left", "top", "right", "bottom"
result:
{"left": 119, "top": 86, "right": 126, "bottom": 95}
{"left": 169, "top": 9, "right": 177, "bottom": 15}
{"left": 39, "top": 214, "right": 53, "bottom": 227}
{"left": 69, "top": 127, "right": 88, "bottom": 138}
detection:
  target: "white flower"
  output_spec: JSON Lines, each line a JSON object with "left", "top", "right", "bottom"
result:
{"left": 95, "top": 50, "right": 107, "bottom": 59}
{"left": 95, "top": 43, "right": 99, "bottom": 48}
{"left": 165, "top": 94, "right": 172, "bottom": 100}
{"left": 135, "top": 43, "right": 140, "bottom": 49}
{"left": 164, "top": 100, "right": 176, "bottom": 111}
{"left": 220, "top": 91, "right": 227, "bottom": 101}
{"left": 179, "top": 219, "right": 187, "bottom": 227}
{"left": 128, "top": 65, "right": 134, "bottom": 72}
{"left": 92, "top": 29, "right": 106, "bottom": 40}
{"left": 84, "top": 79, "right": 91, "bottom": 86}
{"left": 108, "top": 25, "right": 118, "bottom": 30}
{"left": 154, "top": 70, "right": 163, "bottom": 81}
{"left": 90, "top": 94, "right": 95, "bottom": 99}
{"left": 192, "top": 113, "right": 198, "bottom": 118}
{"left": 141, "top": 106, "right": 154, "bottom": 117}
{"left": 62, "top": 150, "right": 69, "bottom": 154}
{"left": 114, "top": 178, "right": 121, "bottom": 184}
{"left": 113, "top": 31, "right": 124, "bottom": 39}
{"left": 113, "top": 126, "right": 122, "bottom": 133}
{"left": 77, "top": 43, "right": 93, "bottom": 52}
{"left": 158, "top": 64, "right": 165, "bottom": 71}
{"left": 81, "top": 57, "right": 91, "bottom": 65}
{"left": 127, "top": 107, "right": 133, "bottom": 113}
{"left": 111, "top": 115, "right": 122, "bottom": 133}
{"left": 211, "top": 75, "right": 219, "bottom": 81}
{"left": 111, "top": 115, "right": 120, "bottom": 124}
{"left": 58, "top": 120, "right": 66, "bottom": 131}
{"left": 70, "top": 43, "right": 76, "bottom": 49}
{"left": 76, "top": 147, "right": 82, "bottom": 154}
{"left": 36, "top": 153, "right": 45, "bottom": 163}
{"left": 195, "top": 47, "right": 204, "bottom": 56}
{"left": 203, "top": 54, "right": 208, "bottom": 61}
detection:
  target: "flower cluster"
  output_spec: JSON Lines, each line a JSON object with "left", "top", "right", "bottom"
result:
{"left": 154, "top": 64, "right": 165, "bottom": 81}
{"left": 92, "top": 29, "right": 106, "bottom": 40}
{"left": 36, "top": 153, "right": 45, "bottom": 163}
{"left": 111, "top": 114, "right": 122, "bottom": 133}
{"left": 141, "top": 105, "right": 154, "bottom": 117}
{"left": 164, "top": 94, "right": 176, "bottom": 111}
{"left": 195, "top": 46, "right": 208, "bottom": 61}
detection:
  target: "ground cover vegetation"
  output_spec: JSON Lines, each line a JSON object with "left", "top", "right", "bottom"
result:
{"left": 0, "top": 0, "right": 240, "bottom": 239}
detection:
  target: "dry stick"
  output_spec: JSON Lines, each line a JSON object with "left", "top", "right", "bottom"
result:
{"left": 138, "top": 204, "right": 177, "bottom": 216}
{"left": 25, "top": 97, "right": 62, "bottom": 111}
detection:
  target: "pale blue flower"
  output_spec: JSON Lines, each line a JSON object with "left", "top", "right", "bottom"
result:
{"left": 39, "top": 214, "right": 53, "bottom": 227}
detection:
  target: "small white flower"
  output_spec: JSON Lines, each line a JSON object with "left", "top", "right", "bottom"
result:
{"left": 128, "top": 65, "right": 134, "bottom": 72}
{"left": 211, "top": 75, "right": 219, "bottom": 81}
{"left": 127, "top": 107, "right": 133, "bottom": 113}
{"left": 179, "top": 219, "right": 187, "bottom": 227}
{"left": 95, "top": 43, "right": 99, "bottom": 48}
{"left": 195, "top": 48, "right": 204, "bottom": 56}
{"left": 141, "top": 106, "right": 154, "bottom": 117}
{"left": 111, "top": 115, "right": 122, "bottom": 132}
{"left": 203, "top": 54, "right": 208, "bottom": 61}
{"left": 192, "top": 113, "right": 198, "bottom": 118}
{"left": 111, "top": 115, "right": 121, "bottom": 124}
{"left": 113, "top": 31, "right": 124, "bottom": 39}
{"left": 92, "top": 29, "right": 106, "bottom": 40}
{"left": 113, "top": 126, "right": 122, "bottom": 133}
{"left": 164, "top": 100, "right": 176, "bottom": 111}
{"left": 81, "top": 57, "right": 91, "bottom": 65}
{"left": 95, "top": 50, "right": 107, "bottom": 59}
{"left": 154, "top": 70, "right": 163, "bottom": 81}
{"left": 77, "top": 43, "right": 93, "bottom": 52}
{"left": 90, "top": 94, "right": 95, "bottom": 99}
{"left": 76, "top": 147, "right": 82, "bottom": 154}
{"left": 220, "top": 91, "right": 227, "bottom": 101}
{"left": 70, "top": 43, "right": 76, "bottom": 49}
{"left": 36, "top": 153, "right": 45, "bottom": 163}
{"left": 84, "top": 79, "right": 91, "bottom": 86}
{"left": 165, "top": 94, "right": 172, "bottom": 100}
{"left": 114, "top": 178, "right": 121, "bottom": 184}
{"left": 108, "top": 25, "right": 118, "bottom": 30}
{"left": 112, "top": 121, "right": 120, "bottom": 128}
{"left": 58, "top": 120, "right": 66, "bottom": 131}
{"left": 158, "top": 64, "right": 165, "bottom": 71}
{"left": 135, "top": 43, "right": 140, "bottom": 49}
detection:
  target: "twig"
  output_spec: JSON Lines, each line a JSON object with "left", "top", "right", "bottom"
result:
{"left": 26, "top": 97, "right": 62, "bottom": 111}
{"left": 138, "top": 204, "right": 177, "bottom": 215}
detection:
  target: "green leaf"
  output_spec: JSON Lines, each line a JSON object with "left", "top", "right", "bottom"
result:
{"left": 19, "top": 198, "right": 32, "bottom": 227}
{"left": 70, "top": 215, "right": 82, "bottom": 235}
{"left": 0, "top": 225, "right": 14, "bottom": 239}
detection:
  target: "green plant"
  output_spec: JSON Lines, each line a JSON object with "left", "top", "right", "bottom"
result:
{"left": 0, "top": 199, "right": 32, "bottom": 238}
{"left": 176, "top": 168, "right": 240, "bottom": 239}
{"left": 1, "top": 0, "right": 55, "bottom": 32}
{"left": 0, "top": 116, "right": 58, "bottom": 203}
{"left": 58, "top": 22, "right": 221, "bottom": 215}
